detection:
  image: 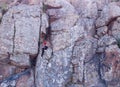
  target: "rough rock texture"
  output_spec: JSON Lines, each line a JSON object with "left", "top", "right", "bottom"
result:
{"left": 0, "top": 65, "right": 16, "bottom": 81}
{"left": 96, "top": 2, "right": 120, "bottom": 28}
{"left": 0, "top": 9, "right": 14, "bottom": 54}
{"left": 0, "top": 0, "right": 120, "bottom": 87}
{"left": 15, "top": 70, "right": 34, "bottom": 87}
{"left": 0, "top": 69, "right": 33, "bottom": 87}
{"left": 103, "top": 45, "right": 120, "bottom": 87}
{"left": 0, "top": 3, "right": 42, "bottom": 87}
{"left": 111, "top": 17, "right": 120, "bottom": 40}
{"left": 10, "top": 54, "right": 30, "bottom": 67}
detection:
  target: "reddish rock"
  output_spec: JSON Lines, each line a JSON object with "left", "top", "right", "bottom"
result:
{"left": 111, "top": 17, "right": 120, "bottom": 40}
{"left": 98, "top": 35, "right": 117, "bottom": 47}
{"left": 103, "top": 45, "right": 120, "bottom": 87}
{"left": 0, "top": 64, "right": 16, "bottom": 81}
{"left": 67, "top": 0, "right": 98, "bottom": 19}
{"left": 16, "top": 70, "right": 34, "bottom": 87}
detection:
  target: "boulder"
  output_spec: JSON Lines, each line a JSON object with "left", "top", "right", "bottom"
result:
{"left": 111, "top": 17, "right": 120, "bottom": 40}
{"left": 102, "top": 45, "right": 120, "bottom": 87}
{"left": 13, "top": 5, "right": 41, "bottom": 55}
{"left": 0, "top": 4, "right": 41, "bottom": 55}
{"left": 67, "top": 0, "right": 98, "bottom": 19}
{"left": 96, "top": 2, "right": 120, "bottom": 28}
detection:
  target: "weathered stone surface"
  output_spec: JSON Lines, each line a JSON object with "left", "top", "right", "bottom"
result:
{"left": 96, "top": 0, "right": 110, "bottom": 10}
{"left": 36, "top": 1, "right": 97, "bottom": 87}
{"left": 0, "top": 8, "right": 14, "bottom": 55}
{"left": 28, "top": 0, "right": 42, "bottom": 5}
{"left": 45, "top": 0, "right": 80, "bottom": 52}
{"left": 98, "top": 35, "right": 117, "bottom": 47}
{"left": 0, "top": 69, "right": 32, "bottom": 87}
{"left": 0, "top": 80, "right": 16, "bottom": 87}
{"left": 16, "top": 70, "right": 34, "bottom": 87}
{"left": 96, "top": 2, "right": 120, "bottom": 28}
{"left": 102, "top": 45, "right": 120, "bottom": 87}
{"left": 10, "top": 53, "right": 30, "bottom": 67}
{"left": 97, "top": 26, "right": 108, "bottom": 37}
{"left": 84, "top": 63, "right": 99, "bottom": 87}
{"left": 96, "top": 47, "right": 105, "bottom": 53}
{"left": 0, "top": 4, "right": 42, "bottom": 87}
{"left": 36, "top": 46, "right": 73, "bottom": 87}
{"left": 46, "top": 0, "right": 79, "bottom": 31}
{"left": 0, "top": 4, "right": 41, "bottom": 55}
{"left": 111, "top": 17, "right": 120, "bottom": 40}
{"left": 13, "top": 5, "right": 41, "bottom": 54}
{"left": 0, "top": 0, "right": 120, "bottom": 87}
{"left": 0, "top": 64, "right": 16, "bottom": 82}
{"left": 71, "top": 37, "right": 97, "bottom": 87}
{"left": 41, "top": 13, "right": 49, "bottom": 34}
{"left": 67, "top": 0, "right": 98, "bottom": 19}
{"left": 36, "top": 1, "right": 99, "bottom": 87}
{"left": 51, "top": 18, "right": 95, "bottom": 51}
{"left": 66, "top": 84, "right": 83, "bottom": 87}
{"left": 0, "top": 52, "right": 9, "bottom": 64}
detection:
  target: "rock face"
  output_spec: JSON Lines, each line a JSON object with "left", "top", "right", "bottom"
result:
{"left": 0, "top": 0, "right": 120, "bottom": 87}
{"left": 103, "top": 45, "right": 120, "bottom": 87}
{"left": 96, "top": 2, "right": 120, "bottom": 28}
{"left": 111, "top": 17, "right": 120, "bottom": 40}
{"left": 0, "top": 4, "right": 42, "bottom": 87}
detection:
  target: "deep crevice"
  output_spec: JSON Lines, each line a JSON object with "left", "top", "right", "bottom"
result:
{"left": 29, "top": 54, "right": 38, "bottom": 68}
{"left": 12, "top": 13, "right": 16, "bottom": 54}
{"left": 82, "top": 61, "right": 85, "bottom": 87}
{"left": 0, "top": 7, "right": 8, "bottom": 24}
{"left": 33, "top": 5, "right": 44, "bottom": 87}
{"left": 107, "top": 17, "right": 118, "bottom": 30}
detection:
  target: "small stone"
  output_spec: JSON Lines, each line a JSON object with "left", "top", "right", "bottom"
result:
{"left": 117, "top": 17, "right": 120, "bottom": 23}
{"left": 94, "top": 35, "right": 99, "bottom": 39}
{"left": 97, "top": 26, "right": 108, "bottom": 37}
